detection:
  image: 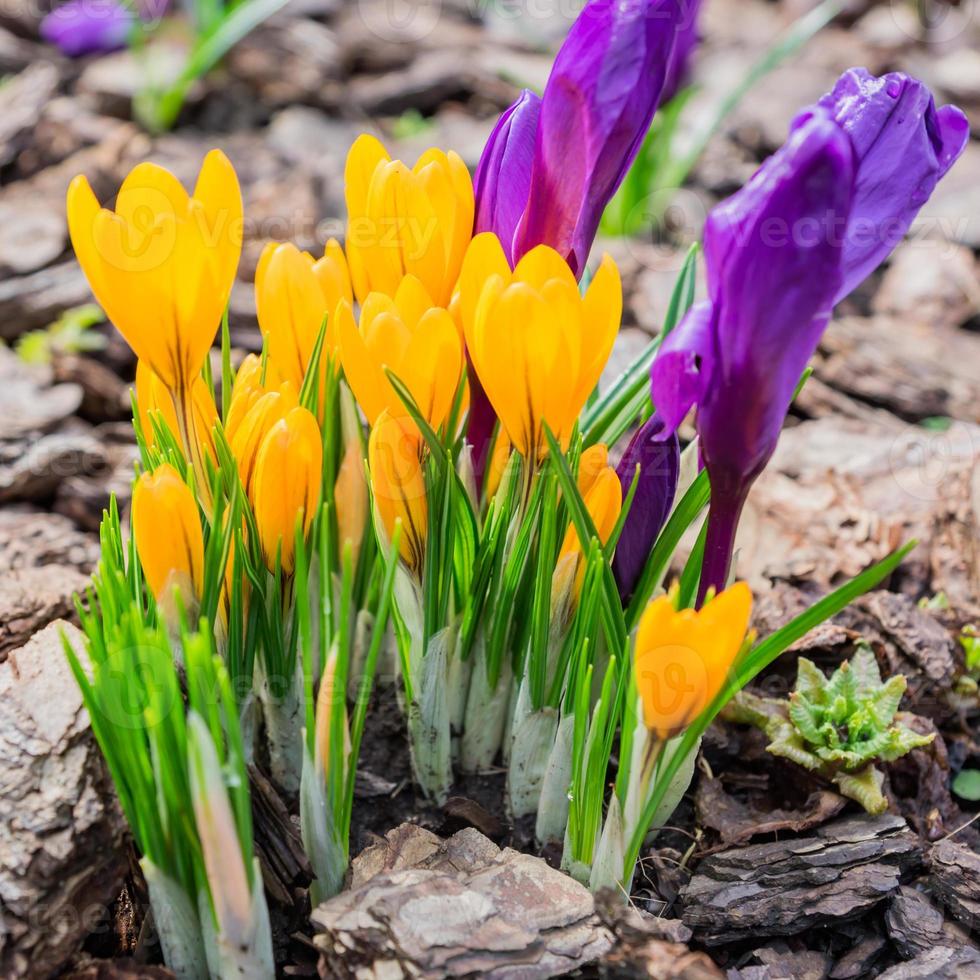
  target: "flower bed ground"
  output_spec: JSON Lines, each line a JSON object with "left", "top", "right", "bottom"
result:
{"left": 0, "top": 0, "right": 978, "bottom": 976}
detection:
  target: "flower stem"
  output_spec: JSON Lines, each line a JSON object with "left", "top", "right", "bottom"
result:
{"left": 697, "top": 487, "right": 747, "bottom": 606}
{"left": 173, "top": 383, "right": 212, "bottom": 515}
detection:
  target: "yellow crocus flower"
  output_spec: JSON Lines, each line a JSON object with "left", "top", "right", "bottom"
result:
{"left": 67, "top": 150, "right": 242, "bottom": 397}
{"left": 577, "top": 443, "right": 609, "bottom": 497}
{"left": 634, "top": 583, "right": 753, "bottom": 741}
{"left": 368, "top": 411, "right": 427, "bottom": 576}
{"left": 457, "top": 233, "right": 621, "bottom": 460}
{"left": 135, "top": 360, "right": 218, "bottom": 460}
{"left": 224, "top": 354, "right": 283, "bottom": 441}
{"left": 337, "top": 274, "right": 465, "bottom": 432}
{"left": 228, "top": 383, "right": 299, "bottom": 493}
{"left": 67, "top": 151, "right": 242, "bottom": 501}
{"left": 132, "top": 463, "right": 204, "bottom": 613}
{"left": 344, "top": 135, "right": 473, "bottom": 307}
{"left": 554, "top": 465, "right": 622, "bottom": 601}
{"left": 251, "top": 406, "right": 323, "bottom": 575}
{"left": 255, "top": 240, "right": 353, "bottom": 389}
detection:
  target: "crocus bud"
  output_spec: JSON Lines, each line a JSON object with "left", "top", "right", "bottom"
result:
{"left": 314, "top": 648, "right": 350, "bottom": 781}
{"left": 337, "top": 275, "right": 465, "bottom": 433}
{"left": 612, "top": 415, "right": 680, "bottom": 602}
{"left": 368, "top": 411, "right": 427, "bottom": 577}
{"left": 132, "top": 463, "right": 204, "bottom": 614}
{"left": 135, "top": 360, "right": 218, "bottom": 460}
{"left": 334, "top": 391, "right": 368, "bottom": 568}
{"left": 344, "top": 136, "right": 474, "bottom": 307}
{"left": 67, "top": 151, "right": 242, "bottom": 396}
{"left": 255, "top": 240, "right": 352, "bottom": 390}
{"left": 555, "top": 466, "right": 623, "bottom": 601}
{"left": 186, "top": 712, "right": 254, "bottom": 963}
{"left": 457, "top": 233, "right": 621, "bottom": 460}
{"left": 634, "top": 582, "right": 751, "bottom": 740}
{"left": 224, "top": 354, "right": 283, "bottom": 441}
{"left": 251, "top": 406, "right": 322, "bottom": 574}
{"left": 577, "top": 443, "right": 609, "bottom": 497}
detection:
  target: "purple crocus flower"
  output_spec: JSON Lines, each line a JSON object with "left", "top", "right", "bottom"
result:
{"left": 613, "top": 414, "right": 680, "bottom": 602}
{"left": 651, "top": 70, "right": 968, "bottom": 603}
{"left": 469, "top": 0, "right": 685, "bottom": 481}
{"left": 41, "top": 0, "right": 133, "bottom": 56}
{"left": 513, "top": 0, "right": 684, "bottom": 277}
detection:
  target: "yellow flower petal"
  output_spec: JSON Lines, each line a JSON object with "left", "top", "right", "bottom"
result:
{"left": 344, "top": 137, "right": 473, "bottom": 307}
{"left": 577, "top": 444, "right": 609, "bottom": 496}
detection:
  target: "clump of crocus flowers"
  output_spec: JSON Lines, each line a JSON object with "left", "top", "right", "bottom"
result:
{"left": 62, "top": 0, "right": 968, "bottom": 971}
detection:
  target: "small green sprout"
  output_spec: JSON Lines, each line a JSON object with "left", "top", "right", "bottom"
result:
{"left": 726, "top": 644, "right": 933, "bottom": 814}
{"left": 960, "top": 626, "right": 980, "bottom": 674}
{"left": 15, "top": 304, "right": 106, "bottom": 365}
{"left": 391, "top": 109, "right": 435, "bottom": 141}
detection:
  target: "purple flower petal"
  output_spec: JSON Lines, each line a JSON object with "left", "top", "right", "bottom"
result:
{"left": 613, "top": 413, "right": 680, "bottom": 601}
{"left": 807, "top": 68, "right": 970, "bottom": 300}
{"left": 650, "top": 299, "right": 715, "bottom": 436}
{"left": 473, "top": 89, "right": 541, "bottom": 264}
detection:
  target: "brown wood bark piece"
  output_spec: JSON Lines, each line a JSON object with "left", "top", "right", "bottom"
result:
{"left": 312, "top": 824, "right": 613, "bottom": 979}
{"left": 594, "top": 890, "right": 721, "bottom": 980}
{"left": 930, "top": 839, "right": 980, "bottom": 933}
{"left": 876, "top": 945, "right": 980, "bottom": 979}
{"left": 679, "top": 815, "right": 921, "bottom": 944}
{"left": 0, "top": 621, "right": 127, "bottom": 978}
{"left": 248, "top": 765, "right": 312, "bottom": 908}
{"left": 0, "top": 430, "right": 109, "bottom": 504}
{"left": 0, "top": 566, "right": 89, "bottom": 661}
{"left": 860, "top": 592, "right": 958, "bottom": 685}
{"left": 884, "top": 885, "right": 971, "bottom": 960}
{"left": 0, "top": 64, "right": 60, "bottom": 170}
{"left": 0, "top": 509, "right": 99, "bottom": 573}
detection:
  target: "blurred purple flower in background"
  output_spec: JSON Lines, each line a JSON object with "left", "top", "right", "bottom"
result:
{"left": 650, "top": 69, "right": 969, "bottom": 603}
{"left": 612, "top": 414, "right": 680, "bottom": 602}
{"left": 41, "top": 0, "right": 133, "bottom": 56}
